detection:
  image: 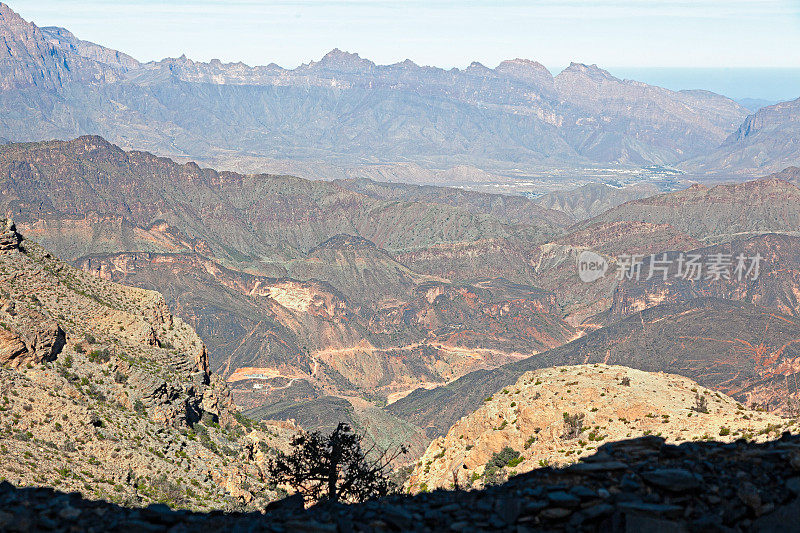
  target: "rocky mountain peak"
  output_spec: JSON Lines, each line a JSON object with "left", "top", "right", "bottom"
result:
{"left": 40, "top": 25, "right": 75, "bottom": 40}
{"left": 70, "top": 134, "right": 125, "bottom": 157}
{"left": 396, "top": 58, "right": 419, "bottom": 68}
{"left": 0, "top": 2, "right": 23, "bottom": 24}
{"left": 40, "top": 25, "right": 140, "bottom": 71}
{"left": 0, "top": 3, "right": 123, "bottom": 89}
{"left": 314, "top": 48, "right": 375, "bottom": 71}
{"left": 495, "top": 58, "right": 554, "bottom": 89}
{"left": 559, "top": 62, "right": 619, "bottom": 82}
{"left": 0, "top": 2, "right": 36, "bottom": 38}
{"left": 465, "top": 61, "right": 493, "bottom": 76}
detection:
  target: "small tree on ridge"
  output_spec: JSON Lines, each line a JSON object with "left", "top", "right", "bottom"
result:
{"left": 267, "top": 422, "right": 407, "bottom": 504}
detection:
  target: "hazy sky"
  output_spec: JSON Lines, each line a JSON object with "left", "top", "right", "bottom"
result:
{"left": 8, "top": 1, "right": 800, "bottom": 99}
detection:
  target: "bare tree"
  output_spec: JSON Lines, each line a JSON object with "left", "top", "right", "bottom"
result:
{"left": 693, "top": 394, "right": 709, "bottom": 414}
{"left": 267, "top": 423, "right": 407, "bottom": 504}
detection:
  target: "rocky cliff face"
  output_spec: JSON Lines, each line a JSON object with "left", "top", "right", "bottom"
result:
{"left": 0, "top": 3, "right": 122, "bottom": 91}
{"left": 40, "top": 26, "right": 140, "bottom": 72}
{"left": 683, "top": 97, "right": 800, "bottom": 175}
{"left": 409, "top": 364, "right": 791, "bottom": 492}
{"left": 553, "top": 64, "right": 746, "bottom": 165}
{"left": 607, "top": 233, "right": 800, "bottom": 321}
{"left": 0, "top": 221, "right": 299, "bottom": 510}
{"left": 0, "top": 220, "right": 65, "bottom": 369}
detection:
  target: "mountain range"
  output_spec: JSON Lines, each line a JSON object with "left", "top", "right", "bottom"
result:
{"left": 2, "top": 2, "right": 797, "bottom": 185}
{"left": 683, "top": 98, "right": 800, "bottom": 176}
{"left": 2, "top": 216, "right": 799, "bottom": 526}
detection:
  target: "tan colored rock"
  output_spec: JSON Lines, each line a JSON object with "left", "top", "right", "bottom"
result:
{"left": 0, "top": 327, "right": 28, "bottom": 367}
{"left": 0, "top": 320, "right": 64, "bottom": 369}
{"left": 25, "top": 321, "right": 65, "bottom": 362}
{"left": 409, "top": 364, "right": 795, "bottom": 492}
{"left": 0, "top": 220, "right": 21, "bottom": 251}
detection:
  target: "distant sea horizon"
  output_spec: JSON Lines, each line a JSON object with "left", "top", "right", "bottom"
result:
{"left": 578, "top": 67, "right": 800, "bottom": 105}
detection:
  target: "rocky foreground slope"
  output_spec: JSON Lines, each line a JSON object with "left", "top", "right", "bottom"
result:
{"left": 2, "top": 434, "right": 799, "bottom": 532}
{"left": 409, "top": 365, "right": 791, "bottom": 492}
{"left": 0, "top": 219, "right": 298, "bottom": 510}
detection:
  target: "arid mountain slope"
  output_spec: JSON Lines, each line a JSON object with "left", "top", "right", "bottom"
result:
{"left": 606, "top": 233, "right": 800, "bottom": 321}
{"left": 530, "top": 220, "right": 701, "bottom": 323}
{"left": 388, "top": 298, "right": 800, "bottom": 435}
{"left": 554, "top": 64, "right": 745, "bottom": 165}
{"left": 764, "top": 166, "right": 800, "bottom": 186}
{"left": 585, "top": 178, "right": 800, "bottom": 243}
{"left": 0, "top": 137, "right": 584, "bottom": 434}
{"left": 410, "top": 365, "right": 791, "bottom": 491}
{"left": 77, "top": 249, "right": 576, "bottom": 394}
{"left": 0, "top": 4, "right": 124, "bottom": 91}
{"left": 0, "top": 137, "right": 560, "bottom": 266}
{"left": 532, "top": 183, "right": 661, "bottom": 222}
{"left": 683, "top": 98, "right": 800, "bottom": 176}
{"left": 0, "top": 220, "right": 298, "bottom": 509}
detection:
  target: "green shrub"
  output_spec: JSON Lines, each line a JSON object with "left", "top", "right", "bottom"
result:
{"left": 133, "top": 399, "right": 146, "bottom": 415}
{"left": 482, "top": 446, "right": 521, "bottom": 484}
{"left": 88, "top": 349, "right": 111, "bottom": 364}
{"left": 562, "top": 412, "right": 584, "bottom": 439}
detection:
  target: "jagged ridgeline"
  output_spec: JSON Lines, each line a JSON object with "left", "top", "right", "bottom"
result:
{"left": 7, "top": 1, "right": 799, "bottom": 180}
{"left": 0, "top": 219, "right": 300, "bottom": 509}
